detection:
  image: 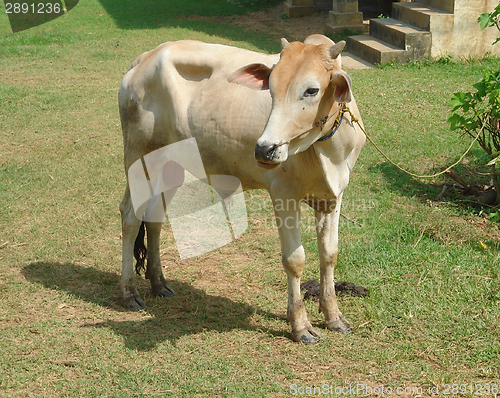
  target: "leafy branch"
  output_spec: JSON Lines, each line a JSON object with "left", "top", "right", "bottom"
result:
{"left": 447, "top": 4, "right": 500, "bottom": 205}
{"left": 479, "top": 4, "right": 500, "bottom": 44}
{"left": 449, "top": 69, "right": 500, "bottom": 160}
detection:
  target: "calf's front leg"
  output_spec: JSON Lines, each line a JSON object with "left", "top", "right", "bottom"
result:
{"left": 274, "top": 197, "right": 322, "bottom": 344}
{"left": 315, "top": 193, "right": 351, "bottom": 332}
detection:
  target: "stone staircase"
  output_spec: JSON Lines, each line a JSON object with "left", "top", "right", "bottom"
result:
{"left": 346, "top": 1, "right": 453, "bottom": 65}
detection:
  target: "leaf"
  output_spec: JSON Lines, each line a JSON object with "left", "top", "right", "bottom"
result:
{"left": 479, "top": 13, "right": 493, "bottom": 30}
{"left": 473, "top": 81, "right": 488, "bottom": 97}
{"left": 449, "top": 92, "right": 466, "bottom": 110}
{"left": 489, "top": 88, "right": 500, "bottom": 104}
{"left": 477, "top": 241, "right": 489, "bottom": 250}
{"left": 448, "top": 113, "right": 466, "bottom": 130}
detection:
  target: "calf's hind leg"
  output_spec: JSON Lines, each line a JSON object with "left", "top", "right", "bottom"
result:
{"left": 144, "top": 221, "right": 175, "bottom": 297}
{"left": 120, "top": 184, "right": 146, "bottom": 310}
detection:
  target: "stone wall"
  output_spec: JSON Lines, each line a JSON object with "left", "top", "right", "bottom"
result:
{"left": 427, "top": 0, "right": 500, "bottom": 58}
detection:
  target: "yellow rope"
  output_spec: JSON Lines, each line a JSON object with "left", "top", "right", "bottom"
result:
{"left": 344, "top": 105, "right": 487, "bottom": 179}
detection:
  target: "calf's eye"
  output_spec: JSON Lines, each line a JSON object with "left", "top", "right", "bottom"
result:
{"left": 303, "top": 88, "right": 319, "bottom": 97}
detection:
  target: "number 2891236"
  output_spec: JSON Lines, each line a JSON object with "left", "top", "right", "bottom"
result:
{"left": 5, "top": 3, "right": 62, "bottom": 14}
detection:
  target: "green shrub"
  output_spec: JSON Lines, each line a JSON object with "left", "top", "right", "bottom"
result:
{"left": 448, "top": 3, "right": 500, "bottom": 204}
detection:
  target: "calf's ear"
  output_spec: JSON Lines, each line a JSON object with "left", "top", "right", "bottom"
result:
{"left": 228, "top": 63, "right": 272, "bottom": 90}
{"left": 331, "top": 71, "right": 352, "bottom": 103}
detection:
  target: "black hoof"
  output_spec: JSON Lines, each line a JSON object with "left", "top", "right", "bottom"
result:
{"left": 293, "top": 327, "right": 322, "bottom": 344}
{"left": 330, "top": 324, "right": 351, "bottom": 333}
{"left": 327, "top": 318, "right": 352, "bottom": 333}
{"left": 300, "top": 333, "right": 320, "bottom": 344}
{"left": 151, "top": 276, "right": 176, "bottom": 297}
{"left": 123, "top": 297, "right": 146, "bottom": 311}
{"left": 155, "top": 286, "right": 176, "bottom": 297}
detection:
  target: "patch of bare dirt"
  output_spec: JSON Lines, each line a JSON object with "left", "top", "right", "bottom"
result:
{"left": 217, "top": 0, "right": 389, "bottom": 42}
{"left": 184, "top": 3, "right": 332, "bottom": 42}
{"left": 226, "top": 4, "right": 330, "bottom": 42}
{"left": 159, "top": 220, "right": 281, "bottom": 298}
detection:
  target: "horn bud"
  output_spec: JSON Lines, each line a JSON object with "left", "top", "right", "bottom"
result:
{"left": 329, "top": 40, "right": 346, "bottom": 59}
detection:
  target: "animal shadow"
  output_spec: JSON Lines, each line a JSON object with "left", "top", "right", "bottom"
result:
{"left": 22, "top": 261, "right": 284, "bottom": 350}
{"left": 96, "top": 0, "right": 279, "bottom": 53}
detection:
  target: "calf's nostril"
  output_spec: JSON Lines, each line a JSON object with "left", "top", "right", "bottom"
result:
{"left": 255, "top": 143, "right": 277, "bottom": 162}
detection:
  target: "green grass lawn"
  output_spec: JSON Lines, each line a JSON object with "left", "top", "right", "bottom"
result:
{"left": 1, "top": 1, "right": 499, "bottom": 396}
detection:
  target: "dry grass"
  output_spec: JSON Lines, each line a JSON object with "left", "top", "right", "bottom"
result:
{"left": 1, "top": 0, "right": 500, "bottom": 396}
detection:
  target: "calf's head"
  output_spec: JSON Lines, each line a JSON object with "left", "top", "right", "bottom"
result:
{"left": 229, "top": 35, "right": 352, "bottom": 168}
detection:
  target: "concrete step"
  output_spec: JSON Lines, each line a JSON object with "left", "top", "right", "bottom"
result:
{"left": 341, "top": 51, "right": 374, "bottom": 69}
{"left": 415, "top": 0, "right": 454, "bottom": 13}
{"left": 346, "top": 35, "right": 406, "bottom": 65}
{"left": 392, "top": 2, "right": 454, "bottom": 32}
{"left": 369, "top": 18, "right": 431, "bottom": 60}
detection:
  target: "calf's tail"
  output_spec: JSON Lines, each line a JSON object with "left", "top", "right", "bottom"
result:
{"left": 134, "top": 221, "right": 147, "bottom": 275}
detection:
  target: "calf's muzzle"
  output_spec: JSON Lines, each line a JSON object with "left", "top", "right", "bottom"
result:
{"left": 255, "top": 143, "right": 278, "bottom": 163}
